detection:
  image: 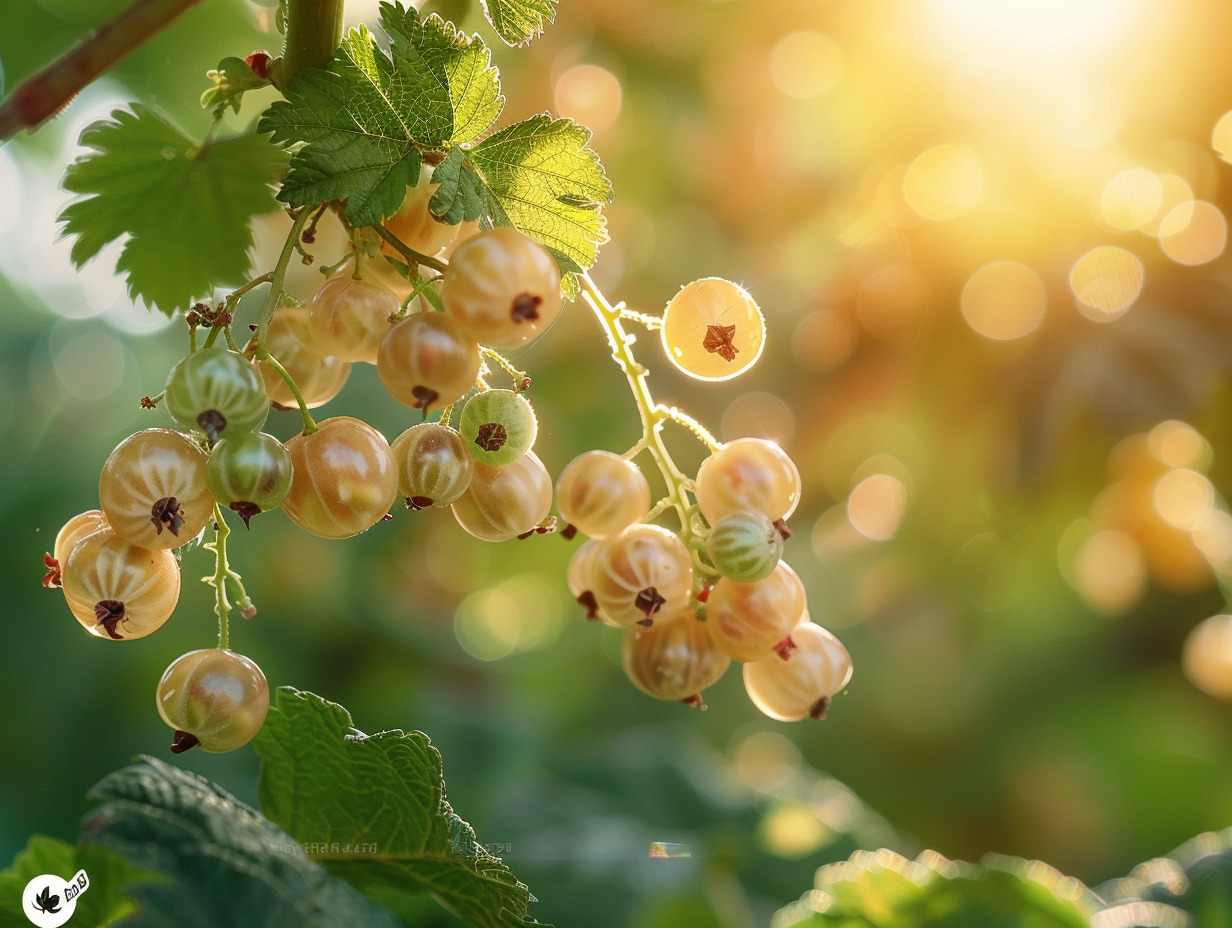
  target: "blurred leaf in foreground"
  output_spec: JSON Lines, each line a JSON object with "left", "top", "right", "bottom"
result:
{"left": 255, "top": 687, "right": 550, "bottom": 928}
{"left": 0, "top": 835, "right": 147, "bottom": 928}
{"left": 81, "top": 755, "right": 402, "bottom": 928}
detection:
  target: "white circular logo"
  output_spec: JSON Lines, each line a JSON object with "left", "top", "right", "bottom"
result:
{"left": 22, "top": 870, "right": 89, "bottom": 928}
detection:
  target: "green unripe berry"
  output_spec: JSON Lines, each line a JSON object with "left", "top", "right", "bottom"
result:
{"left": 458, "top": 389, "right": 537, "bottom": 467}
{"left": 206, "top": 432, "right": 293, "bottom": 527}
{"left": 165, "top": 348, "right": 268, "bottom": 442}
{"left": 706, "top": 510, "right": 784, "bottom": 583}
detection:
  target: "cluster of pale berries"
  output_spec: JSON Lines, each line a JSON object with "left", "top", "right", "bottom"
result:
{"left": 40, "top": 179, "right": 850, "bottom": 756}
{"left": 562, "top": 436, "right": 852, "bottom": 720}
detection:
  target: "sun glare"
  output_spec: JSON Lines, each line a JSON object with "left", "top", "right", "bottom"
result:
{"left": 929, "top": 0, "right": 1137, "bottom": 56}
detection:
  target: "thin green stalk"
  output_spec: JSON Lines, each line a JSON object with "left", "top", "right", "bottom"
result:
{"left": 617, "top": 307, "right": 663, "bottom": 330}
{"left": 373, "top": 223, "right": 449, "bottom": 274}
{"left": 480, "top": 347, "right": 531, "bottom": 391}
{"left": 201, "top": 325, "right": 222, "bottom": 349}
{"left": 255, "top": 209, "right": 318, "bottom": 435}
{"left": 225, "top": 272, "right": 274, "bottom": 309}
{"left": 203, "top": 504, "right": 253, "bottom": 649}
{"left": 278, "top": 0, "right": 345, "bottom": 89}
{"left": 661, "top": 405, "right": 722, "bottom": 452}
{"left": 580, "top": 273, "right": 699, "bottom": 545}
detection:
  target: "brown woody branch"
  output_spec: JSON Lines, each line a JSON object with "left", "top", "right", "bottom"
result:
{"left": 0, "top": 0, "right": 205, "bottom": 141}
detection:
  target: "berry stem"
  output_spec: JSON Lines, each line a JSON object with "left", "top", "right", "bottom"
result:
{"left": 480, "top": 347, "right": 530, "bottom": 392}
{"left": 660, "top": 406, "right": 722, "bottom": 452}
{"left": 0, "top": 0, "right": 205, "bottom": 140}
{"left": 205, "top": 504, "right": 234, "bottom": 650}
{"left": 372, "top": 223, "right": 449, "bottom": 275}
{"left": 617, "top": 307, "right": 663, "bottom": 330}
{"left": 255, "top": 208, "right": 319, "bottom": 435}
{"left": 580, "top": 273, "right": 698, "bottom": 544}
{"left": 225, "top": 272, "right": 275, "bottom": 309}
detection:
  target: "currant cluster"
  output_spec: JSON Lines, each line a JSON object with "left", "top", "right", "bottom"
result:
{"left": 43, "top": 171, "right": 852, "bottom": 754}
{"left": 563, "top": 279, "right": 854, "bottom": 719}
{"left": 41, "top": 186, "right": 566, "bottom": 754}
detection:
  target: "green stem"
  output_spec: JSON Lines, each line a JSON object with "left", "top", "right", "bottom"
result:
{"left": 206, "top": 504, "right": 233, "bottom": 650}
{"left": 278, "top": 0, "right": 345, "bottom": 89}
{"left": 480, "top": 347, "right": 531, "bottom": 391}
{"left": 580, "top": 273, "right": 698, "bottom": 544}
{"left": 0, "top": 0, "right": 205, "bottom": 139}
{"left": 255, "top": 209, "right": 319, "bottom": 435}
{"left": 618, "top": 307, "right": 663, "bottom": 330}
{"left": 373, "top": 224, "right": 449, "bottom": 274}
{"left": 661, "top": 406, "right": 722, "bottom": 452}
{"left": 225, "top": 272, "right": 274, "bottom": 309}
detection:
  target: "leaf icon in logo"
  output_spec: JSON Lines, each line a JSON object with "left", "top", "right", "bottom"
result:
{"left": 33, "top": 885, "right": 61, "bottom": 913}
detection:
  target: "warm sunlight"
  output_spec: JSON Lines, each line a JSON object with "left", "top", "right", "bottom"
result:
{"left": 927, "top": 0, "right": 1141, "bottom": 56}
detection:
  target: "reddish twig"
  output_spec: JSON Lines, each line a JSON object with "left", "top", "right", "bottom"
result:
{"left": 0, "top": 0, "right": 205, "bottom": 140}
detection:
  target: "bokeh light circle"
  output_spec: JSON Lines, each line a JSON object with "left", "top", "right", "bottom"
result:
{"left": 1069, "top": 246, "right": 1144, "bottom": 321}
{"left": 768, "top": 31, "right": 844, "bottom": 99}
{"left": 847, "top": 474, "right": 907, "bottom": 541}
{"left": 1183, "top": 614, "right": 1232, "bottom": 699}
{"left": 1157, "top": 200, "right": 1226, "bottom": 266}
{"left": 1099, "top": 168, "right": 1162, "bottom": 231}
{"left": 554, "top": 64, "right": 622, "bottom": 134}
{"left": 960, "top": 261, "right": 1046, "bottom": 340}
{"left": 903, "top": 144, "right": 983, "bottom": 221}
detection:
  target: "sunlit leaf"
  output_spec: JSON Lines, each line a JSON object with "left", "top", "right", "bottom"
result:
{"left": 58, "top": 106, "right": 286, "bottom": 314}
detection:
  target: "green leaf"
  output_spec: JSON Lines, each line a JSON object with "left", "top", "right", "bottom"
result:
{"left": 81, "top": 755, "right": 403, "bottom": 928}
{"left": 479, "top": 0, "right": 558, "bottom": 46}
{"left": 0, "top": 835, "right": 147, "bottom": 928}
{"left": 201, "top": 56, "right": 270, "bottom": 116}
{"left": 380, "top": 2, "right": 504, "bottom": 144}
{"left": 59, "top": 106, "right": 287, "bottom": 315}
{"left": 772, "top": 850, "right": 1097, "bottom": 928}
{"left": 254, "top": 687, "right": 550, "bottom": 928}
{"left": 260, "top": 3, "right": 502, "bottom": 226}
{"left": 466, "top": 114, "right": 612, "bottom": 274}
{"left": 1101, "top": 827, "right": 1232, "bottom": 926}
{"left": 430, "top": 145, "right": 487, "bottom": 224}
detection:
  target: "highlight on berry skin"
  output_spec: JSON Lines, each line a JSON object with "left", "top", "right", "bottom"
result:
{"left": 660, "top": 277, "right": 766, "bottom": 381}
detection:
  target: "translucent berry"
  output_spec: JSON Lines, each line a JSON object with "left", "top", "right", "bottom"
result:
{"left": 743, "top": 622, "right": 852, "bottom": 721}
{"left": 260, "top": 306, "right": 351, "bottom": 409}
{"left": 623, "top": 608, "right": 731, "bottom": 705}
{"left": 452, "top": 451, "right": 553, "bottom": 542}
{"left": 706, "top": 510, "right": 784, "bottom": 583}
{"left": 99, "top": 429, "right": 214, "bottom": 550}
{"left": 381, "top": 164, "right": 461, "bottom": 259}
{"left": 696, "top": 437, "right": 801, "bottom": 524}
{"left": 555, "top": 450, "right": 652, "bottom": 540}
{"left": 591, "top": 523, "right": 694, "bottom": 628}
{"left": 164, "top": 348, "right": 269, "bottom": 442}
{"left": 707, "top": 560, "right": 807, "bottom": 662}
{"left": 308, "top": 264, "right": 400, "bottom": 364}
{"left": 391, "top": 421, "right": 474, "bottom": 509}
{"left": 62, "top": 528, "right": 180, "bottom": 640}
{"left": 661, "top": 277, "right": 765, "bottom": 381}
{"left": 282, "top": 417, "right": 398, "bottom": 538}
{"left": 206, "top": 432, "right": 294, "bottom": 527}
{"left": 377, "top": 312, "right": 481, "bottom": 413}
{"left": 440, "top": 227, "right": 563, "bottom": 349}
{"left": 156, "top": 648, "right": 269, "bottom": 753}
